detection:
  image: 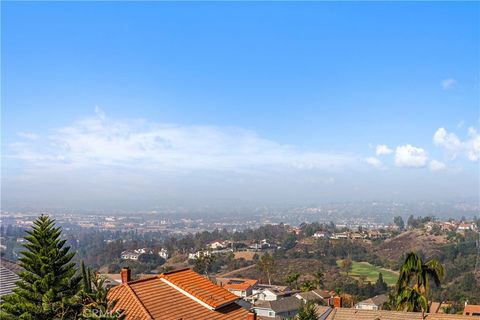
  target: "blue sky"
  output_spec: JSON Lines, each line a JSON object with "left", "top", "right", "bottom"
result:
{"left": 2, "top": 2, "right": 479, "bottom": 209}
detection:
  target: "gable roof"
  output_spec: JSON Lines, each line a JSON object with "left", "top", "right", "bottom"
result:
{"left": 161, "top": 268, "right": 239, "bottom": 309}
{"left": 296, "top": 291, "right": 323, "bottom": 302}
{"left": 0, "top": 260, "right": 21, "bottom": 300}
{"left": 108, "top": 268, "right": 252, "bottom": 320}
{"left": 357, "top": 294, "right": 388, "bottom": 306}
{"left": 220, "top": 278, "right": 258, "bottom": 291}
{"left": 464, "top": 304, "right": 480, "bottom": 315}
{"left": 312, "top": 289, "right": 332, "bottom": 299}
{"left": 254, "top": 296, "right": 301, "bottom": 313}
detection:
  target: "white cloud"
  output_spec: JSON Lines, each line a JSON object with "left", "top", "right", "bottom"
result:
{"left": 429, "top": 160, "right": 446, "bottom": 171}
{"left": 7, "top": 110, "right": 357, "bottom": 173}
{"left": 441, "top": 78, "right": 457, "bottom": 90}
{"left": 17, "top": 132, "right": 39, "bottom": 140}
{"left": 467, "top": 127, "right": 480, "bottom": 161}
{"left": 433, "top": 127, "right": 480, "bottom": 161}
{"left": 364, "top": 157, "right": 383, "bottom": 169}
{"left": 394, "top": 144, "right": 428, "bottom": 168}
{"left": 375, "top": 144, "right": 393, "bottom": 155}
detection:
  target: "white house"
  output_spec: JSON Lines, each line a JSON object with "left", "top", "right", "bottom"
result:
{"left": 188, "top": 250, "right": 211, "bottom": 260}
{"left": 208, "top": 241, "right": 224, "bottom": 250}
{"left": 134, "top": 248, "right": 153, "bottom": 254}
{"left": 354, "top": 294, "right": 388, "bottom": 311}
{"left": 313, "top": 231, "right": 327, "bottom": 238}
{"left": 253, "top": 296, "right": 301, "bottom": 319}
{"left": 121, "top": 250, "right": 140, "bottom": 260}
{"left": 158, "top": 248, "right": 169, "bottom": 260}
{"left": 330, "top": 233, "right": 349, "bottom": 240}
{"left": 458, "top": 222, "right": 478, "bottom": 232}
{"left": 250, "top": 284, "right": 294, "bottom": 301}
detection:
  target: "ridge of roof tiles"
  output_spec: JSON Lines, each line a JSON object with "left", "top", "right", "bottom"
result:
{"left": 125, "top": 283, "right": 154, "bottom": 320}
{"left": 220, "top": 278, "right": 258, "bottom": 291}
{"left": 160, "top": 268, "right": 239, "bottom": 309}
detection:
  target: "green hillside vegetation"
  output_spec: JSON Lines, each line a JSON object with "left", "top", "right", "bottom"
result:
{"left": 337, "top": 260, "right": 398, "bottom": 286}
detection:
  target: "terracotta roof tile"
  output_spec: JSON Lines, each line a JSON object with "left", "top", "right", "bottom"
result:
{"left": 322, "top": 308, "right": 476, "bottom": 320}
{"left": 160, "top": 268, "right": 239, "bottom": 309}
{"left": 221, "top": 278, "right": 258, "bottom": 291}
{"left": 108, "top": 268, "right": 253, "bottom": 320}
{"left": 464, "top": 304, "right": 480, "bottom": 315}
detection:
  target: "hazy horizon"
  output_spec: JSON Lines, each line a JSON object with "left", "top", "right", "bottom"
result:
{"left": 2, "top": 2, "right": 479, "bottom": 210}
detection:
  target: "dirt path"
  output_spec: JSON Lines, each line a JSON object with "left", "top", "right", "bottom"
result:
{"left": 219, "top": 264, "right": 257, "bottom": 277}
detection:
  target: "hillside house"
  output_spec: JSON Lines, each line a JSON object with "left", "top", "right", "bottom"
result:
{"left": 464, "top": 304, "right": 480, "bottom": 316}
{"left": 253, "top": 296, "right": 301, "bottom": 319}
{"left": 354, "top": 294, "right": 388, "bottom": 310}
{"left": 250, "top": 284, "right": 296, "bottom": 301}
{"left": 120, "top": 250, "right": 140, "bottom": 260}
{"left": 330, "top": 233, "right": 349, "bottom": 240}
{"left": 208, "top": 241, "right": 225, "bottom": 250}
{"left": 216, "top": 277, "right": 259, "bottom": 297}
{"left": 158, "top": 248, "right": 169, "bottom": 260}
{"left": 313, "top": 231, "right": 328, "bottom": 238}
{"left": 188, "top": 250, "right": 212, "bottom": 260}
{"left": 458, "top": 222, "right": 478, "bottom": 232}
{"left": 295, "top": 289, "right": 332, "bottom": 305}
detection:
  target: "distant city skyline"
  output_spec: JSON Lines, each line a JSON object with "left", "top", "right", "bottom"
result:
{"left": 2, "top": 2, "right": 479, "bottom": 209}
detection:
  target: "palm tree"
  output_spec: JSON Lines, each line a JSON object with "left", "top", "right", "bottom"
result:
{"left": 81, "top": 273, "right": 125, "bottom": 319}
{"left": 394, "top": 252, "right": 444, "bottom": 319}
{"left": 300, "top": 280, "right": 316, "bottom": 292}
{"left": 286, "top": 273, "right": 300, "bottom": 290}
{"left": 297, "top": 301, "right": 318, "bottom": 320}
{"left": 313, "top": 269, "right": 324, "bottom": 289}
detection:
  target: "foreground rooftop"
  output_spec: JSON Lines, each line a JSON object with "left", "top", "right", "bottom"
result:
{"left": 108, "top": 268, "right": 257, "bottom": 320}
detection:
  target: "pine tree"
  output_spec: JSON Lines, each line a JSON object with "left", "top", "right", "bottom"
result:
{"left": 0, "top": 215, "right": 82, "bottom": 320}
{"left": 375, "top": 272, "right": 388, "bottom": 294}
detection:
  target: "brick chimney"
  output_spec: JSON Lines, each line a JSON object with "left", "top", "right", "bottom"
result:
{"left": 246, "top": 311, "right": 257, "bottom": 320}
{"left": 121, "top": 267, "right": 131, "bottom": 284}
{"left": 333, "top": 296, "right": 342, "bottom": 308}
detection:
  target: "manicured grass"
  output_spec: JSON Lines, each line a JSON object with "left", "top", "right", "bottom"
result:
{"left": 337, "top": 260, "right": 398, "bottom": 286}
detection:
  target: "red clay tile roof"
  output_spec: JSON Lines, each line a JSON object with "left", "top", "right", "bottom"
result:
{"left": 323, "top": 307, "right": 476, "bottom": 320}
{"left": 464, "top": 304, "right": 480, "bottom": 315}
{"left": 161, "top": 268, "right": 239, "bottom": 309}
{"left": 221, "top": 278, "right": 258, "bottom": 292}
{"left": 108, "top": 268, "right": 252, "bottom": 320}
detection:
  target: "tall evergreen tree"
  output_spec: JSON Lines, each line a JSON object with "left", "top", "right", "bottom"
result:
{"left": 375, "top": 272, "right": 388, "bottom": 294}
{"left": 1, "top": 215, "right": 82, "bottom": 320}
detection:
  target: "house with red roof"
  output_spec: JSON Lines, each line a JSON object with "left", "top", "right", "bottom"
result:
{"left": 108, "top": 267, "right": 259, "bottom": 320}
